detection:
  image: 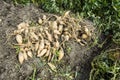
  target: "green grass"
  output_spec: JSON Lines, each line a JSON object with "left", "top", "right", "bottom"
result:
{"left": 89, "top": 49, "right": 120, "bottom": 80}
{"left": 30, "top": 68, "right": 36, "bottom": 80}
{"left": 14, "top": 45, "right": 21, "bottom": 54}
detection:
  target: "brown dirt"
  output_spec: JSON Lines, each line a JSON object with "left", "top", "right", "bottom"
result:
{"left": 0, "top": 1, "right": 101, "bottom": 80}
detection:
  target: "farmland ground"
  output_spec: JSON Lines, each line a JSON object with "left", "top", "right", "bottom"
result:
{"left": 0, "top": 1, "right": 109, "bottom": 80}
